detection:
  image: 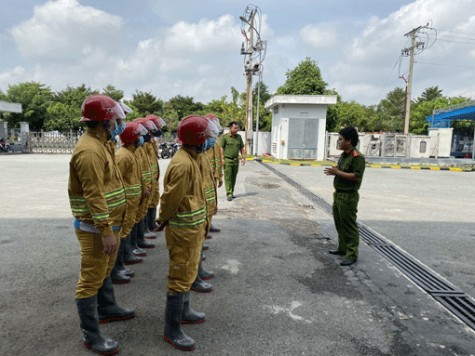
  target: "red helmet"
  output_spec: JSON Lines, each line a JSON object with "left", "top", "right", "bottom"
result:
{"left": 80, "top": 94, "right": 125, "bottom": 122}
{"left": 118, "top": 101, "right": 133, "bottom": 116}
{"left": 119, "top": 122, "right": 147, "bottom": 146}
{"left": 145, "top": 114, "right": 166, "bottom": 129}
{"left": 134, "top": 117, "right": 157, "bottom": 131}
{"left": 203, "top": 113, "right": 223, "bottom": 134}
{"left": 177, "top": 115, "right": 213, "bottom": 145}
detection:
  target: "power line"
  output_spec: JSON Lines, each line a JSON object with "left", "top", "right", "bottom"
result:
{"left": 416, "top": 61, "right": 475, "bottom": 69}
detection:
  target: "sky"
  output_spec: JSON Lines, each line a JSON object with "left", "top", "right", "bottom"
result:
{"left": 0, "top": 0, "right": 474, "bottom": 106}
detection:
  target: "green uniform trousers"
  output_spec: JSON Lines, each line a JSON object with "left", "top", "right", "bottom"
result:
{"left": 75, "top": 229, "right": 120, "bottom": 299}
{"left": 224, "top": 158, "right": 239, "bottom": 197}
{"left": 332, "top": 191, "right": 360, "bottom": 261}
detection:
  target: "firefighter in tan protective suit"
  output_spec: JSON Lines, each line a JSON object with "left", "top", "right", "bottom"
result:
{"left": 69, "top": 94, "right": 135, "bottom": 356}
{"left": 203, "top": 113, "right": 223, "bottom": 234}
{"left": 110, "top": 121, "right": 148, "bottom": 284}
{"left": 144, "top": 114, "right": 166, "bottom": 233}
{"left": 157, "top": 115, "right": 214, "bottom": 352}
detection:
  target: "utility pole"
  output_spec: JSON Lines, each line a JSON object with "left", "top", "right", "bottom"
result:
{"left": 402, "top": 26, "right": 420, "bottom": 135}
{"left": 244, "top": 11, "right": 255, "bottom": 155}
{"left": 401, "top": 23, "right": 436, "bottom": 134}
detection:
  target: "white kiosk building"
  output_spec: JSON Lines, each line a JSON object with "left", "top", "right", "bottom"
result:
{"left": 265, "top": 95, "right": 337, "bottom": 160}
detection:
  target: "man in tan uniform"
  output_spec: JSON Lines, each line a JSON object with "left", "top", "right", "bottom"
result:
{"left": 69, "top": 95, "right": 135, "bottom": 355}
{"left": 157, "top": 115, "right": 213, "bottom": 351}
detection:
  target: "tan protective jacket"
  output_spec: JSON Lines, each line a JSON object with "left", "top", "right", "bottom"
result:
{"left": 116, "top": 145, "right": 142, "bottom": 238}
{"left": 145, "top": 140, "right": 160, "bottom": 207}
{"left": 159, "top": 147, "right": 206, "bottom": 247}
{"left": 199, "top": 152, "right": 217, "bottom": 218}
{"left": 135, "top": 145, "right": 152, "bottom": 221}
{"left": 68, "top": 128, "right": 126, "bottom": 238}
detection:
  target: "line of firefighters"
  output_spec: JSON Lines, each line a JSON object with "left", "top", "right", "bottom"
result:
{"left": 68, "top": 94, "right": 227, "bottom": 354}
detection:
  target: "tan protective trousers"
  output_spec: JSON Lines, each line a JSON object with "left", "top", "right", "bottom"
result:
{"left": 75, "top": 229, "right": 119, "bottom": 299}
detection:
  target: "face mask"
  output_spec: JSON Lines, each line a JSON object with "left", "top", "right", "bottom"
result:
{"left": 153, "top": 129, "right": 162, "bottom": 138}
{"left": 117, "top": 121, "right": 126, "bottom": 135}
{"left": 205, "top": 137, "right": 216, "bottom": 149}
{"left": 143, "top": 133, "right": 151, "bottom": 142}
{"left": 136, "top": 136, "right": 144, "bottom": 147}
{"left": 110, "top": 120, "right": 125, "bottom": 141}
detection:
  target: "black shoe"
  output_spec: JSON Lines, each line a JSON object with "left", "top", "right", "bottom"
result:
{"left": 328, "top": 250, "right": 345, "bottom": 255}
{"left": 205, "top": 234, "right": 212, "bottom": 240}
{"left": 202, "top": 242, "right": 209, "bottom": 251}
{"left": 340, "top": 258, "right": 357, "bottom": 266}
{"left": 227, "top": 196, "right": 233, "bottom": 201}
{"left": 209, "top": 225, "right": 220, "bottom": 233}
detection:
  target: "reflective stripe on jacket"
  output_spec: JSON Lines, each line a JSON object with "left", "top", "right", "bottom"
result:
{"left": 116, "top": 145, "right": 142, "bottom": 238}
{"left": 159, "top": 147, "right": 206, "bottom": 247}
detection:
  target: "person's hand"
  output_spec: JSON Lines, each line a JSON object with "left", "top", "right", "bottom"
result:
{"left": 324, "top": 166, "right": 339, "bottom": 176}
{"left": 102, "top": 234, "right": 117, "bottom": 255}
{"left": 240, "top": 157, "right": 246, "bottom": 166}
{"left": 218, "top": 179, "right": 223, "bottom": 188}
{"left": 156, "top": 220, "right": 168, "bottom": 232}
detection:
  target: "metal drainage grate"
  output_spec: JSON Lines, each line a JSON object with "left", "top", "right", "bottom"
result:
{"left": 260, "top": 161, "right": 475, "bottom": 331}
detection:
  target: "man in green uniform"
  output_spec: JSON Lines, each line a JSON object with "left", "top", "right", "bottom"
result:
{"left": 220, "top": 121, "right": 245, "bottom": 201}
{"left": 324, "top": 126, "right": 365, "bottom": 266}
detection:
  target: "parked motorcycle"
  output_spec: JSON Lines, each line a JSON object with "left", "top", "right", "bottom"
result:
{"left": 0, "top": 138, "right": 11, "bottom": 153}
{"left": 159, "top": 142, "right": 179, "bottom": 159}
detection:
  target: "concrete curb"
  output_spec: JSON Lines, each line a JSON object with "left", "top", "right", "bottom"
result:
{"left": 245, "top": 157, "right": 475, "bottom": 172}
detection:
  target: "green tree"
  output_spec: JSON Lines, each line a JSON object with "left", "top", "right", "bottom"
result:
{"left": 43, "top": 84, "right": 97, "bottom": 130}
{"left": 417, "top": 86, "right": 443, "bottom": 103}
{"left": 167, "top": 95, "right": 204, "bottom": 119}
{"left": 376, "top": 87, "right": 406, "bottom": 132}
{"left": 102, "top": 85, "right": 124, "bottom": 101}
{"left": 1, "top": 81, "right": 54, "bottom": 130}
{"left": 129, "top": 90, "right": 164, "bottom": 118}
{"left": 276, "top": 57, "right": 327, "bottom": 95}
{"left": 252, "top": 80, "right": 272, "bottom": 131}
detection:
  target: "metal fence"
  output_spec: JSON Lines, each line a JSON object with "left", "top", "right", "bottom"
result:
{"left": 24, "top": 131, "right": 80, "bottom": 154}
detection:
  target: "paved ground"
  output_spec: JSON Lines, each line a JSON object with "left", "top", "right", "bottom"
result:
{"left": 0, "top": 154, "right": 474, "bottom": 356}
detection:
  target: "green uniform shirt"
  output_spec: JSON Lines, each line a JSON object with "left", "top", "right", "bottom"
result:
{"left": 333, "top": 148, "right": 365, "bottom": 192}
{"left": 220, "top": 133, "right": 244, "bottom": 159}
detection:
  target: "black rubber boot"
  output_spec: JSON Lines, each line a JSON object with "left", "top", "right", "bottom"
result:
{"left": 209, "top": 224, "right": 220, "bottom": 233}
{"left": 130, "top": 224, "right": 147, "bottom": 257}
{"left": 163, "top": 292, "right": 195, "bottom": 351}
{"left": 111, "top": 241, "right": 131, "bottom": 284}
{"left": 118, "top": 265, "right": 134, "bottom": 278}
{"left": 190, "top": 275, "right": 213, "bottom": 293}
{"left": 97, "top": 277, "right": 136, "bottom": 324}
{"left": 137, "top": 219, "right": 155, "bottom": 249}
{"left": 76, "top": 296, "right": 120, "bottom": 355}
{"left": 123, "top": 233, "right": 144, "bottom": 264}
{"left": 198, "top": 259, "right": 215, "bottom": 281}
{"left": 181, "top": 292, "right": 206, "bottom": 324}
{"left": 147, "top": 207, "right": 159, "bottom": 231}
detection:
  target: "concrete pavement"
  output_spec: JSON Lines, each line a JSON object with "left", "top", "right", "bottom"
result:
{"left": 0, "top": 154, "right": 474, "bottom": 356}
